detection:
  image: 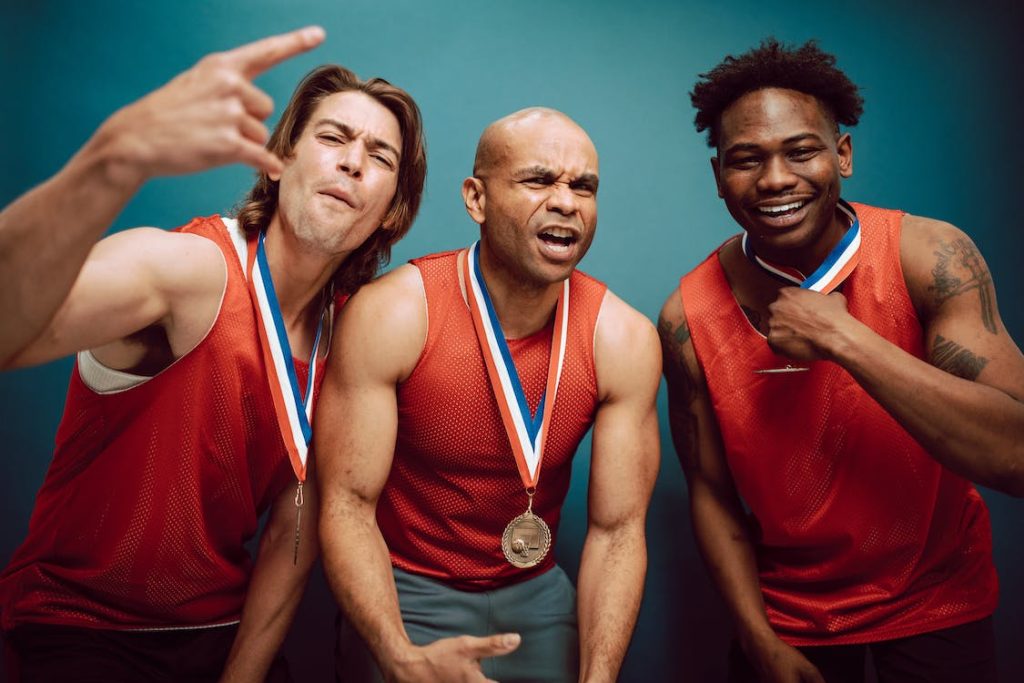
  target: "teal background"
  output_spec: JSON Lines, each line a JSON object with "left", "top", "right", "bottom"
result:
{"left": 2, "top": 1, "right": 1022, "bottom": 680}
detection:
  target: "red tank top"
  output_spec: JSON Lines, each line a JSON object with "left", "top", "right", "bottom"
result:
{"left": 0, "top": 216, "right": 326, "bottom": 630}
{"left": 679, "top": 203, "right": 998, "bottom": 645}
{"left": 378, "top": 250, "right": 606, "bottom": 590}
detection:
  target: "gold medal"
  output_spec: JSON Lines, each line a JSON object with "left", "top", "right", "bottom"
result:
{"left": 501, "top": 509, "right": 551, "bottom": 568}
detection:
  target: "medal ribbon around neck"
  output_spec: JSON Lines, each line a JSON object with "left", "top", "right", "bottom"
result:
{"left": 461, "top": 241, "right": 569, "bottom": 488}
{"left": 742, "top": 199, "right": 861, "bottom": 294}
{"left": 246, "top": 230, "right": 328, "bottom": 482}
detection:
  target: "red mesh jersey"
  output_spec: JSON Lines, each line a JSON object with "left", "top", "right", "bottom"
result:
{"left": 378, "top": 250, "right": 606, "bottom": 590}
{"left": 679, "top": 202, "right": 998, "bottom": 645}
{"left": 0, "top": 216, "right": 328, "bottom": 630}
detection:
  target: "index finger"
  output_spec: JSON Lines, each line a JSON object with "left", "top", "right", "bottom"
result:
{"left": 224, "top": 25, "right": 326, "bottom": 79}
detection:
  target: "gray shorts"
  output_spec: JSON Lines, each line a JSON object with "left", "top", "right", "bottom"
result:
{"left": 336, "top": 565, "right": 579, "bottom": 683}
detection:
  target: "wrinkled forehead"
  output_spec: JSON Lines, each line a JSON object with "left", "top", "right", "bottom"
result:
{"left": 308, "top": 90, "right": 403, "bottom": 150}
{"left": 486, "top": 114, "right": 598, "bottom": 176}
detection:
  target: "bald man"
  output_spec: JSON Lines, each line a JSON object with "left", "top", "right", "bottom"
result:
{"left": 318, "top": 108, "right": 661, "bottom": 683}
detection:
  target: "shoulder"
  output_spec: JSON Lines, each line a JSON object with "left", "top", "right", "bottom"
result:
{"left": 899, "top": 213, "right": 987, "bottom": 317}
{"left": 340, "top": 263, "right": 425, "bottom": 328}
{"left": 334, "top": 263, "right": 426, "bottom": 380}
{"left": 595, "top": 289, "right": 661, "bottom": 400}
{"left": 96, "top": 226, "right": 225, "bottom": 296}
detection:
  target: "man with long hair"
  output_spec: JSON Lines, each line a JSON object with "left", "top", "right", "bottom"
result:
{"left": 0, "top": 26, "right": 426, "bottom": 682}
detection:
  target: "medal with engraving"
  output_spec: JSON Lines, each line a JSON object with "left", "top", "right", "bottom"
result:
{"left": 462, "top": 242, "right": 568, "bottom": 568}
{"left": 501, "top": 492, "right": 552, "bottom": 568}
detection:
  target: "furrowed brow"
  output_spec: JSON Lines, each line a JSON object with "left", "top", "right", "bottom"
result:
{"left": 513, "top": 165, "right": 557, "bottom": 181}
{"left": 315, "top": 118, "right": 401, "bottom": 161}
{"left": 572, "top": 172, "right": 599, "bottom": 190}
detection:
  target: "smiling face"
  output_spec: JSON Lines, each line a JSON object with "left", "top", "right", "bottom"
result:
{"left": 271, "top": 90, "right": 402, "bottom": 257}
{"left": 712, "top": 87, "right": 853, "bottom": 267}
{"left": 464, "top": 110, "right": 599, "bottom": 289}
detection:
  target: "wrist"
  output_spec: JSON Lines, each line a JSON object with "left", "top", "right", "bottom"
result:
{"left": 82, "top": 106, "right": 151, "bottom": 191}
{"left": 736, "top": 620, "right": 778, "bottom": 655}
{"left": 820, "top": 314, "right": 869, "bottom": 363}
{"left": 379, "top": 638, "right": 422, "bottom": 679}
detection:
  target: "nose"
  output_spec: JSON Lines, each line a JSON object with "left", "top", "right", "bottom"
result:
{"left": 337, "top": 142, "right": 364, "bottom": 179}
{"left": 545, "top": 182, "right": 579, "bottom": 216}
{"left": 756, "top": 155, "right": 797, "bottom": 193}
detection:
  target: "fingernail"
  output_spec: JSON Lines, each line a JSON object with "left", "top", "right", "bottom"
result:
{"left": 304, "top": 26, "right": 325, "bottom": 42}
{"left": 503, "top": 633, "right": 520, "bottom": 648}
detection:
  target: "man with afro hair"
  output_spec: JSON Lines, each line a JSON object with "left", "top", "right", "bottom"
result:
{"left": 659, "top": 38, "right": 1023, "bottom": 682}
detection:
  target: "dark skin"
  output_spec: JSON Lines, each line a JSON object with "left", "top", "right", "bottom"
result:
{"left": 660, "top": 87, "right": 1024, "bottom": 683}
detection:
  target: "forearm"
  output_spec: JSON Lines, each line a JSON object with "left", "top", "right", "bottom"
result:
{"left": 688, "top": 483, "right": 775, "bottom": 649}
{"left": 321, "top": 503, "right": 414, "bottom": 677}
{"left": 220, "top": 503, "right": 317, "bottom": 682}
{"left": 576, "top": 522, "right": 647, "bottom": 683}
{"left": 831, "top": 320, "right": 1024, "bottom": 495}
{"left": 0, "top": 121, "right": 144, "bottom": 365}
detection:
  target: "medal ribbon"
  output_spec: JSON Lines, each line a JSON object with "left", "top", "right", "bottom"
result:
{"left": 245, "top": 230, "right": 327, "bottom": 482}
{"left": 461, "top": 242, "right": 568, "bottom": 488}
{"left": 742, "top": 199, "right": 861, "bottom": 294}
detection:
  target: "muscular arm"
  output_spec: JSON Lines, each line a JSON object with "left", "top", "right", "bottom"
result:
{"left": 658, "top": 292, "right": 823, "bottom": 683}
{"left": 317, "top": 265, "right": 517, "bottom": 683}
{"left": 576, "top": 293, "right": 660, "bottom": 683}
{"left": 4, "top": 227, "right": 225, "bottom": 371}
{"left": 220, "top": 465, "right": 319, "bottom": 683}
{"left": 0, "top": 26, "right": 324, "bottom": 367}
{"left": 766, "top": 216, "right": 1024, "bottom": 496}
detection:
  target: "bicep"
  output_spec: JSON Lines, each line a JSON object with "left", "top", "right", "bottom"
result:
{"left": 9, "top": 228, "right": 218, "bottom": 368}
{"left": 658, "top": 295, "right": 738, "bottom": 499}
{"left": 315, "top": 268, "right": 426, "bottom": 511}
{"left": 589, "top": 301, "right": 661, "bottom": 530}
{"left": 903, "top": 218, "right": 1024, "bottom": 399}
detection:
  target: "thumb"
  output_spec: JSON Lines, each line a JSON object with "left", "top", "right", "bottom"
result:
{"left": 463, "top": 632, "right": 521, "bottom": 658}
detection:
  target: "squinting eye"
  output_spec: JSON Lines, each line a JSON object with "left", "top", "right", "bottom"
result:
{"left": 318, "top": 134, "right": 343, "bottom": 144}
{"left": 790, "top": 148, "right": 818, "bottom": 160}
{"left": 730, "top": 158, "right": 759, "bottom": 169}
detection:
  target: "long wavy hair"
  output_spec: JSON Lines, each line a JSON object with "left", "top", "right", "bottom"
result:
{"left": 236, "top": 65, "right": 426, "bottom": 294}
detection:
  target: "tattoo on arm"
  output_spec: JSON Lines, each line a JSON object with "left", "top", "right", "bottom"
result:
{"left": 931, "top": 334, "right": 989, "bottom": 381}
{"left": 658, "top": 316, "right": 700, "bottom": 470}
{"left": 927, "top": 237, "right": 997, "bottom": 334}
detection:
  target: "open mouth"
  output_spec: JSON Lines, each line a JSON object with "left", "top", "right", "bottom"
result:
{"left": 538, "top": 227, "right": 578, "bottom": 249}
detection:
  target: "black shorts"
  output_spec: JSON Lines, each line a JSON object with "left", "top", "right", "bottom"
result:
{"left": 728, "top": 616, "right": 997, "bottom": 683}
{"left": 2, "top": 622, "right": 292, "bottom": 683}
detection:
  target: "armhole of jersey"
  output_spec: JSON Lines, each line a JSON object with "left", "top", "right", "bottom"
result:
{"left": 78, "top": 223, "right": 232, "bottom": 395}
{"left": 222, "top": 216, "right": 248, "bottom": 278}
{"left": 401, "top": 263, "right": 432, "bottom": 385}
{"left": 891, "top": 211, "right": 919, "bottom": 315}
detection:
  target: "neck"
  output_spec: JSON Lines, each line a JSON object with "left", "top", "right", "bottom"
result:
{"left": 478, "top": 242, "right": 563, "bottom": 340}
{"left": 755, "top": 204, "right": 850, "bottom": 276}
{"left": 263, "top": 216, "right": 341, "bottom": 335}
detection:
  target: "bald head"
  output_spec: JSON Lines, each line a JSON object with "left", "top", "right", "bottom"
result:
{"left": 473, "top": 108, "right": 596, "bottom": 176}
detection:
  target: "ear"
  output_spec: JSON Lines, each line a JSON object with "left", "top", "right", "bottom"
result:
{"left": 462, "top": 177, "right": 486, "bottom": 225}
{"left": 710, "top": 155, "right": 723, "bottom": 198}
{"left": 836, "top": 133, "right": 853, "bottom": 178}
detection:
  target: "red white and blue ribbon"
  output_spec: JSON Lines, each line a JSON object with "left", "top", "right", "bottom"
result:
{"left": 742, "top": 199, "right": 860, "bottom": 294}
{"left": 461, "top": 242, "right": 568, "bottom": 488}
{"left": 246, "top": 230, "right": 327, "bottom": 482}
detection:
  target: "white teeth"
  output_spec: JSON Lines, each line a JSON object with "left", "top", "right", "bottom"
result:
{"left": 541, "top": 227, "right": 574, "bottom": 238}
{"left": 758, "top": 200, "right": 805, "bottom": 215}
